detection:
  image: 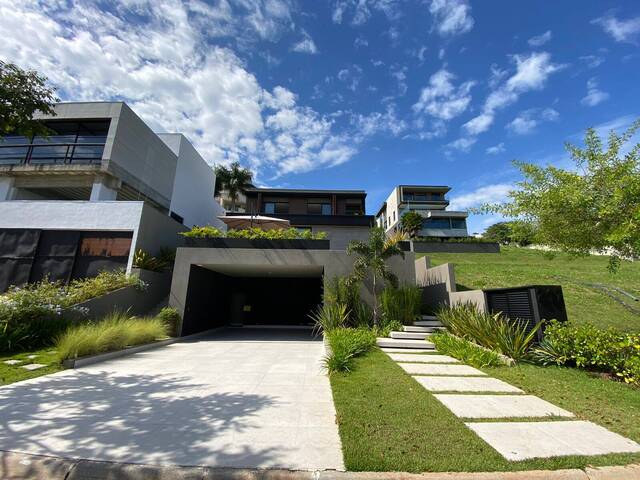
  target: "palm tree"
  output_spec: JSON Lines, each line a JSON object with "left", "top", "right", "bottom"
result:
{"left": 214, "top": 161, "right": 253, "bottom": 212}
{"left": 346, "top": 227, "right": 405, "bottom": 326}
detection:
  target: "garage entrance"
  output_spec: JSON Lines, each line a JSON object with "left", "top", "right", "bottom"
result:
{"left": 180, "top": 264, "right": 324, "bottom": 336}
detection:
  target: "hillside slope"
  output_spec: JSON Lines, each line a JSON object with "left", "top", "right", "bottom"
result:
{"left": 424, "top": 246, "right": 640, "bottom": 331}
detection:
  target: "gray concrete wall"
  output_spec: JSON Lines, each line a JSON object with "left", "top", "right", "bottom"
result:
{"left": 416, "top": 261, "right": 457, "bottom": 310}
{"left": 159, "top": 134, "right": 226, "bottom": 229}
{"left": 134, "top": 203, "right": 188, "bottom": 256}
{"left": 312, "top": 225, "right": 370, "bottom": 250}
{"left": 169, "top": 247, "right": 416, "bottom": 332}
{"left": 449, "top": 289, "right": 487, "bottom": 311}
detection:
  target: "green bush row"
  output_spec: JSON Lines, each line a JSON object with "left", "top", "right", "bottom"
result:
{"left": 56, "top": 311, "right": 169, "bottom": 361}
{"left": 0, "top": 271, "right": 144, "bottom": 352}
{"left": 531, "top": 321, "right": 640, "bottom": 386}
{"left": 180, "top": 226, "right": 327, "bottom": 240}
{"left": 436, "top": 303, "right": 541, "bottom": 362}
{"left": 430, "top": 331, "right": 507, "bottom": 368}
{"left": 323, "top": 327, "right": 377, "bottom": 373}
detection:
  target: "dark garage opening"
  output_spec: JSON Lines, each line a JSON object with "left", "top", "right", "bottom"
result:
{"left": 181, "top": 265, "right": 323, "bottom": 336}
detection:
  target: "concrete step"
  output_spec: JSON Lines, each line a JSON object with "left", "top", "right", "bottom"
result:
{"left": 404, "top": 325, "right": 442, "bottom": 333}
{"left": 414, "top": 320, "right": 443, "bottom": 327}
{"left": 421, "top": 315, "right": 439, "bottom": 321}
{"left": 376, "top": 338, "right": 436, "bottom": 350}
{"left": 390, "top": 331, "right": 431, "bottom": 340}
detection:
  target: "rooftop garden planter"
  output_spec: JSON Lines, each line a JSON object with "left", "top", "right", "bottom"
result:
{"left": 182, "top": 237, "right": 330, "bottom": 250}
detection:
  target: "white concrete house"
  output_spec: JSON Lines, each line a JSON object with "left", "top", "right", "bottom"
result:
{"left": 375, "top": 185, "right": 469, "bottom": 238}
{"left": 0, "top": 102, "right": 224, "bottom": 291}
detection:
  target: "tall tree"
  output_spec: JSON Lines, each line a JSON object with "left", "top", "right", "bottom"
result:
{"left": 482, "top": 120, "right": 640, "bottom": 271}
{"left": 347, "top": 227, "right": 405, "bottom": 326}
{"left": 0, "top": 61, "right": 58, "bottom": 137}
{"left": 400, "top": 211, "right": 423, "bottom": 238}
{"left": 214, "top": 161, "right": 253, "bottom": 212}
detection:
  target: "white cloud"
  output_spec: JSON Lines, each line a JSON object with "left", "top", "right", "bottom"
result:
{"left": 354, "top": 36, "right": 368, "bottom": 48}
{"left": 413, "top": 68, "right": 475, "bottom": 121}
{"left": 291, "top": 30, "right": 318, "bottom": 54}
{"left": 331, "top": 0, "right": 402, "bottom": 26}
{"left": 391, "top": 65, "right": 408, "bottom": 95}
{"left": 0, "top": 0, "right": 362, "bottom": 179}
{"left": 337, "top": 65, "right": 363, "bottom": 91}
{"left": 351, "top": 104, "right": 407, "bottom": 138}
{"left": 486, "top": 142, "right": 505, "bottom": 155}
{"left": 506, "top": 107, "right": 559, "bottom": 135}
{"left": 463, "top": 52, "right": 564, "bottom": 135}
{"left": 581, "top": 78, "right": 609, "bottom": 107}
{"left": 592, "top": 13, "right": 640, "bottom": 44}
{"left": 448, "top": 183, "right": 514, "bottom": 211}
{"left": 429, "top": 0, "right": 474, "bottom": 37}
{"left": 528, "top": 30, "right": 552, "bottom": 47}
{"left": 447, "top": 136, "right": 477, "bottom": 153}
{"left": 579, "top": 54, "right": 605, "bottom": 69}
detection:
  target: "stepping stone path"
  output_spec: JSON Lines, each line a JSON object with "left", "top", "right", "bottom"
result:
{"left": 3, "top": 360, "right": 22, "bottom": 366}
{"left": 21, "top": 363, "right": 46, "bottom": 371}
{"left": 381, "top": 315, "right": 640, "bottom": 461}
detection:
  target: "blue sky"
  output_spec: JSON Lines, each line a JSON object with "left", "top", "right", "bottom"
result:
{"left": 1, "top": 1, "right": 639, "bottom": 232}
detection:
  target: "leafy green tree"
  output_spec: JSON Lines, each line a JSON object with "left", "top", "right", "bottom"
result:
{"left": 347, "top": 227, "right": 405, "bottom": 326}
{"left": 483, "top": 220, "right": 537, "bottom": 246}
{"left": 0, "top": 61, "right": 58, "bottom": 137}
{"left": 400, "top": 211, "right": 423, "bottom": 238}
{"left": 483, "top": 222, "right": 512, "bottom": 244}
{"left": 214, "top": 161, "right": 253, "bottom": 212}
{"left": 483, "top": 120, "right": 640, "bottom": 271}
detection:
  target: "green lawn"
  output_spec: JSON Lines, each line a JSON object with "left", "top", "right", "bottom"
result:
{"left": 330, "top": 348, "right": 640, "bottom": 472}
{"left": 422, "top": 246, "right": 640, "bottom": 331}
{"left": 0, "top": 349, "right": 62, "bottom": 386}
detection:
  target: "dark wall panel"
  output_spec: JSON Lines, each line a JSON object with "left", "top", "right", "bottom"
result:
{"left": 182, "top": 266, "right": 231, "bottom": 336}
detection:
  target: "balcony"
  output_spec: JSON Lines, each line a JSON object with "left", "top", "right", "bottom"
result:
{"left": 0, "top": 120, "right": 109, "bottom": 167}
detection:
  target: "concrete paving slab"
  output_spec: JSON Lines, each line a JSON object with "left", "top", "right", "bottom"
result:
{"left": 20, "top": 363, "right": 46, "bottom": 371}
{"left": 413, "top": 376, "right": 524, "bottom": 393}
{"left": 399, "top": 363, "right": 486, "bottom": 376}
{"left": 3, "top": 359, "right": 22, "bottom": 365}
{"left": 387, "top": 353, "right": 459, "bottom": 363}
{"left": 434, "top": 395, "right": 574, "bottom": 419}
{"left": 0, "top": 328, "right": 344, "bottom": 471}
{"left": 466, "top": 421, "right": 640, "bottom": 461}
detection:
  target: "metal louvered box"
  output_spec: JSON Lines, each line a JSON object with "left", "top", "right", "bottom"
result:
{"left": 484, "top": 285, "right": 568, "bottom": 342}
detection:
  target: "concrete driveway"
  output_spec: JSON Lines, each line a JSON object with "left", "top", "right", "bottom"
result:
{"left": 0, "top": 328, "right": 344, "bottom": 470}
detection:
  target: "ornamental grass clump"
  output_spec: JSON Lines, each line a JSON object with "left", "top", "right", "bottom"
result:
{"left": 431, "top": 331, "right": 506, "bottom": 368}
{"left": 323, "top": 327, "right": 376, "bottom": 373}
{"left": 380, "top": 285, "right": 422, "bottom": 326}
{"left": 436, "top": 303, "right": 541, "bottom": 362}
{"left": 56, "top": 311, "right": 168, "bottom": 361}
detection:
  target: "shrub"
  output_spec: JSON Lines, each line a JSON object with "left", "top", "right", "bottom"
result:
{"left": 157, "top": 307, "right": 181, "bottom": 337}
{"left": 530, "top": 321, "right": 640, "bottom": 385}
{"left": 436, "top": 303, "right": 541, "bottom": 361}
{"left": 180, "top": 226, "right": 327, "bottom": 240}
{"left": 0, "top": 271, "right": 142, "bottom": 352}
{"left": 323, "top": 328, "right": 376, "bottom": 373}
{"left": 56, "top": 311, "right": 168, "bottom": 361}
{"left": 309, "top": 303, "right": 349, "bottom": 334}
{"left": 400, "top": 211, "right": 423, "bottom": 238}
{"left": 375, "top": 319, "right": 403, "bottom": 338}
{"left": 431, "top": 331, "right": 506, "bottom": 368}
{"left": 133, "top": 248, "right": 175, "bottom": 273}
{"left": 323, "top": 276, "right": 372, "bottom": 328}
{"left": 380, "top": 285, "right": 422, "bottom": 326}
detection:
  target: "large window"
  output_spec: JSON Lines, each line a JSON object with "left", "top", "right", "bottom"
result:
{"left": 422, "top": 217, "right": 467, "bottom": 229}
{"left": 403, "top": 191, "right": 444, "bottom": 202}
{"left": 307, "top": 202, "right": 331, "bottom": 215}
{"left": 344, "top": 201, "right": 363, "bottom": 215}
{"left": 0, "top": 120, "right": 110, "bottom": 166}
{"left": 263, "top": 201, "right": 289, "bottom": 214}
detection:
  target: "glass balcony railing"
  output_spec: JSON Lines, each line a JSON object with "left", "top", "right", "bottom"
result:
{"left": 0, "top": 120, "right": 109, "bottom": 166}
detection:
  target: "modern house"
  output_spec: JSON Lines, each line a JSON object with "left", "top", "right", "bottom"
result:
{"left": 375, "top": 185, "right": 469, "bottom": 238}
{"left": 227, "top": 187, "right": 374, "bottom": 250}
{"left": 0, "top": 102, "right": 224, "bottom": 292}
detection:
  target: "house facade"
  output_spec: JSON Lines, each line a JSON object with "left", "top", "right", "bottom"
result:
{"left": 375, "top": 185, "right": 469, "bottom": 238}
{"left": 228, "top": 187, "right": 374, "bottom": 250}
{"left": 0, "top": 102, "right": 224, "bottom": 292}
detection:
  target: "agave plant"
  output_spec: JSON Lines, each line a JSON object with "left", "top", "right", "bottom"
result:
{"left": 309, "top": 303, "right": 350, "bottom": 335}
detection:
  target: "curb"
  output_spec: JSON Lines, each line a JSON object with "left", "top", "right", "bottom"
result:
{"left": 62, "top": 327, "right": 225, "bottom": 368}
{"left": 1, "top": 451, "right": 639, "bottom": 480}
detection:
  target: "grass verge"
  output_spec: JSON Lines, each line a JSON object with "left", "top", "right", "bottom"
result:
{"left": 422, "top": 246, "right": 640, "bottom": 331}
{"left": 0, "top": 349, "right": 62, "bottom": 386}
{"left": 430, "top": 331, "right": 507, "bottom": 367}
{"left": 56, "top": 312, "right": 168, "bottom": 361}
{"left": 330, "top": 348, "right": 640, "bottom": 472}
